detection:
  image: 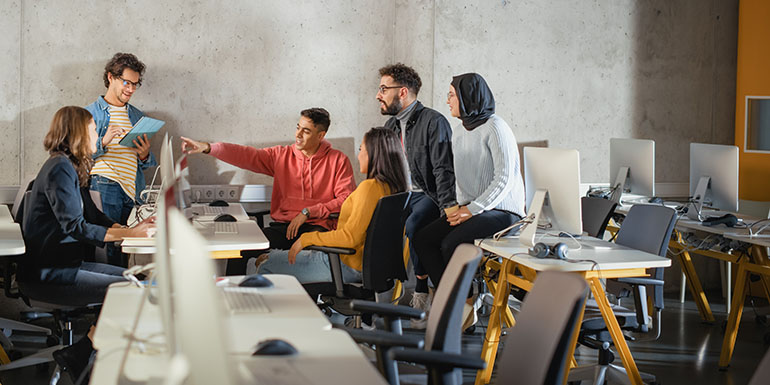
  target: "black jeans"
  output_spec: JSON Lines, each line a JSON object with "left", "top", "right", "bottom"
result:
{"left": 414, "top": 210, "right": 520, "bottom": 288}
{"left": 404, "top": 192, "right": 441, "bottom": 277}
{"left": 226, "top": 222, "right": 328, "bottom": 275}
{"left": 19, "top": 262, "right": 127, "bottom": 307}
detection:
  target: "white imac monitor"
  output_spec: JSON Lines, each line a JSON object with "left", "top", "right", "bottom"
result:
{"left": 520, "top": 147, "right": 583, "bottom": 247}
{"left": 609, "top": 138, "right": 655, "bottom": 203}
{"left": 689, "top": 143, "right": 739, "bottom": 219}
{"left": 175, "top": 155, "right": 192, "bottom": 209}
{"left": 159, "top": 134, "right": 176, "bottom": 190}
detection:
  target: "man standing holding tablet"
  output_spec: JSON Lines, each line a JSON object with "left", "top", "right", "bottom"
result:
{"left": 87, "top": 53, "right": 157, "bottom": 265}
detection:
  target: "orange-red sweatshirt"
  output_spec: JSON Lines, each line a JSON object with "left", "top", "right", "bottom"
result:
{"left": 209, "top": 140, "right": 355, "bottom": 230}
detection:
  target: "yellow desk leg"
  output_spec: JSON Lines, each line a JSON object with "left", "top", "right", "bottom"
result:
{"left": 482, "top": 263, "right": 516, "bottom": 328}
{"left": 719, "top": 262, "right": 749, "bottom": 369}
{"left": 588, "top": 277, "right": 643, "bottom": 385}
{"left": 475, "top": 259, "right": 514, "bottom": 385}
{"left": 675, "top": 232, "right": 715, "bottom": 322}
{"left": 0, "top": 344, "right": 10, "bottom": 365}
{"left": 749, "top": 245, "right": 770, "bottom": 303}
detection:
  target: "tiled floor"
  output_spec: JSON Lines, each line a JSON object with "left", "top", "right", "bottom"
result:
{"left": 1, "top": 291, "right": 768, "bottom": 384}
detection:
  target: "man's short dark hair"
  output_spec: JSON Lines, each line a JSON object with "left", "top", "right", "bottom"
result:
{"left": 300, "top": 108, "right": 331, "bottom": 132}
{"left": 378, "top": 63, "right": 422, "bottom": 95}
{"left": 103, "top": 53, "right": 146, "bottom": 88}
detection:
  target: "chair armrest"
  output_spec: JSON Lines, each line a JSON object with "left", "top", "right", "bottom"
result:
{"left": 246, "top": 209, "right": 271, "bottom": 228}
{"left": 336, "top": 326, "right": 424, "bottom": 348}
{"left": 389, "top": 348, "right": 487, "bottom": 370}
{"left": 305, "top": 245, "right": 356, "bottom": 255}
{"left": 616, "top": 278, "right": 664, "bottom": 287}
{"left": 350, "top": 299, "right": 425, "bottom": 320}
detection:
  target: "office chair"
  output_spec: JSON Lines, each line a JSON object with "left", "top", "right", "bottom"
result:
{"left": 302, "top": 192, "right": 412, "bottom": 326}
{"left": 581, "top": 196, "right": 618, "bottom": 238}
{"left": 568, "top": 204, "right": 676, "bottom": 385}
{"left": 340, "top": 244, "right": 486, "bottom": 385}
{"left": 496, "top": 271, "right": 588, "bottom": 385}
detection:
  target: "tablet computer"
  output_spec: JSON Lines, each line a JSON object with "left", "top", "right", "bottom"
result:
{"left": 119, "top": 116, "right": 165, "bottom": 148}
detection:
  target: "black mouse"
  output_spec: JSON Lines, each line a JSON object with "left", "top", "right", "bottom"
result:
{"left": 213, "top": 213, "right": 237, "bottom": 222}
{"left": 648, "top": 197, "right": 664, "bottom": 204}
{"left": 252, "top": 339, "right": 297, "bottom": 356}
{"left": 702, "top": 213, "right": 738, "bottom": 227}
{"left": 209, "top": 200, "right": 229, "bottom": 207}
{"left": 238, "top": 274, "right": 273, "bottom": 288}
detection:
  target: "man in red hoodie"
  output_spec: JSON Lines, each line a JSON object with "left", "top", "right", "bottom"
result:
{"left": 181, "top": 108, "right": 356, "bottom": 272}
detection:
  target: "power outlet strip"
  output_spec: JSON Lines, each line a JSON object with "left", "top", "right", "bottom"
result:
{"left": 190, "top": 185, "right": 242, "bottom": 203}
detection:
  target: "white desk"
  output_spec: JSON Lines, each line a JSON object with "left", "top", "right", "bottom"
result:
{"left": 121, "top": 219, "right": 269, "bottom": 258}
{"left": 0, "top": 225, "right": 25, "bottom": 257}
{"left": 91, "top": 275, "right": 387, "bottom": 385}
{"left": 0, "top": 205, "right": 13, "bottom": 224}
{"left": 474, "top": 234, "right": 670, "bottom": 385}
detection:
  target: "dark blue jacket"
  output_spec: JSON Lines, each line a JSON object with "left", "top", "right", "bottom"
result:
{"left": 20, "top": 155, "right": 115, "bottom": 283}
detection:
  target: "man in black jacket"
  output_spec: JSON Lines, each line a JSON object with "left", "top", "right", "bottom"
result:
{"left": 377, "top": 63, "right": 457, "bottom": 328}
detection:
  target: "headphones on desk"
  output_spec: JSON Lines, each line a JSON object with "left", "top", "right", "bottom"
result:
{"left": 528, "top": 242, "right": 569, "bottom": 260}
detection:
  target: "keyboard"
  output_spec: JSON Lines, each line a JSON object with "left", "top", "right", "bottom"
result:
{"left": 222, "top": 287, "right": 270, "bottom": 313}
{"left": 203, "top": 206, "right": 225, "bottom": 215}
{"left": 214, "top": 222, "right": 238, "bottom": 234}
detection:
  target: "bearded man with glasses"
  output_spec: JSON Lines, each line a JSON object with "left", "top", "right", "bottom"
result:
{"left": 377, "top": 63, "right": 457, "bottom": 328}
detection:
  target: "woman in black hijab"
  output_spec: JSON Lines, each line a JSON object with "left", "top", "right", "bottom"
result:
{"left": 413, "top": 73, "right": 526, "bottom": 330}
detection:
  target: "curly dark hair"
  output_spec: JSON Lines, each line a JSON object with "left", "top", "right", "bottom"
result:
{"left": 103, "top": 53, "right": 146, "bottom": 88}
{"left": 300, "top": 107, "right": 331, "bottom": 132}
{"left": 378, "top": 63, "right": 422, "bottom": 95}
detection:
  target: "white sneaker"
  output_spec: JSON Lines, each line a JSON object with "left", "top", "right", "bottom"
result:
{"left": 410, "top": 292, "right": 431, "bottom": 329}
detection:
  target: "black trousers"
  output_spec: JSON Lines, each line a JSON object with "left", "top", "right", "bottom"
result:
{"left": 414, "top": 210, "right": 520, "bottom": 288}
{"left": 226, "top": 222, "right": 327, "bottom": 275}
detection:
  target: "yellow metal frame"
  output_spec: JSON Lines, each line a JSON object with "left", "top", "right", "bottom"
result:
{"left": 719, "top": 245, "right": 770, "bottom": 369}
{"left": 474, "top": 257, "right": 649, "bottom": 385}
{"left": 0, "top": 344, "right": 10, "bottom": 365}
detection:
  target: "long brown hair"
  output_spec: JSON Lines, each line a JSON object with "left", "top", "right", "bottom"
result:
{"left": 43, "top": 106, "right": 94, "bottom": 185}
{"left": 363, "top": 127, "right": 408, "bottom": 194}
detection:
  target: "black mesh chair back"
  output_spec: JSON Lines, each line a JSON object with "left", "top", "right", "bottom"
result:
{"left": 362, "top": 192, "right": 411, "bottom": 292}
{"left": 581, "top": 196, "right": 617, "bottom": 238}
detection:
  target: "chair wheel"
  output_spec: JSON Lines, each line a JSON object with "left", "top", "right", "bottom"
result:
{"left": 463, "top": 325, "right": 476, "bottom": 335}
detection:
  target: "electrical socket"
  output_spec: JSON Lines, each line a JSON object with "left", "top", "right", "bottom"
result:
{"left": 200, "top": 186, "right": 216, "bottom": 202}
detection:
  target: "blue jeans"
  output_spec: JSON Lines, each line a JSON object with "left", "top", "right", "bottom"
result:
{"left": 405, "top": 192, "right": 440, "bottom": 277}
{"left": 90, "top": 175, "right": 135, "bottom": 266}
{"left": 19, "top": 262, "right": 127, "bottom": 307}
{"left": 258, "top": 249, "right": 362, "bottom": 284}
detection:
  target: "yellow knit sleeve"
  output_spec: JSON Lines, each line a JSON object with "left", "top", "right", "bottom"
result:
{"left": 299, "top": 180, "right": 384, "bottom": 250}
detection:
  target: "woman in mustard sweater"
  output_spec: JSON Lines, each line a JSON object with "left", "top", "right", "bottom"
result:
{"left": 258, "top": 127, "right": 408, "bottom": 283}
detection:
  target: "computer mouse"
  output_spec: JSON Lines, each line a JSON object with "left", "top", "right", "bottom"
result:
{"left": 252, "top": 339, "right": 297, "bottom": 356}
{"left": 213, "top": 213, "right": 237, "bottom": 222}
{"left": 209, "top": 200, "right": 229, "bottom": 207}
{"left": 238, "top": 274, "right": 274, "bottom": 288}
{"left": 702, "top": 213, "right": 738, "bottom": 227}
{"left": 648, "top": 197, "right": 664, "bottom": 204}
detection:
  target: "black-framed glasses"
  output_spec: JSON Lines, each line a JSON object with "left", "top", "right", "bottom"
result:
{"left": 117, "top": 76, "right": 142, "bottom": 89}
{"left": 378, "top": 84, "right": 403, "bottom": 94}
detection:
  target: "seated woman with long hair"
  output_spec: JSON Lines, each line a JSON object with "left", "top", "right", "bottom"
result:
{"left": 19, "top": 106, "right": 154, "bottom": 382}
{"left": 257, "top": 127, "right": 408, "bottom": 283}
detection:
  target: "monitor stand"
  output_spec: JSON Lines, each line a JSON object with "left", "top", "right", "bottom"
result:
{"left": 520, "top": 189, "right": 547, "bottom": 248}
{"left": 609, "top": 166, "right": 629, "bottom": 204}
{"left": 687, "top": 176, "right": 710, "bottom": 221}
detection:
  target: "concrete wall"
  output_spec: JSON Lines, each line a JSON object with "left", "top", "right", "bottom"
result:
{"left": 1, "top": 0, "right": 737, "bottom": 188}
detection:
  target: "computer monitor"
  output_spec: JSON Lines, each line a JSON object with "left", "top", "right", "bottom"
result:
{"left": 159, "top": 134, "right": 176, "bottom": 190}
{"left": 689, "top": 143, "right": 739, "bottom": 219}
{"left": 175, "top": 155, "right": 192, "bottom": 209}
{"left": 520, "top": 147, "right": 583, "bottom": 248}
{"left": 608, "top": 138, "right": 655, "bottom": 203}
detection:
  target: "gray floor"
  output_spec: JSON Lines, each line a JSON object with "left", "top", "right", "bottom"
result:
{"left": 1, "top": 291, "right": 768, "bottom": 385}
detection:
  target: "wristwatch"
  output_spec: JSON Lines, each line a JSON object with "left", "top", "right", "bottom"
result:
{"left": 301, "top": 208, "right": 310, "bottom": 218}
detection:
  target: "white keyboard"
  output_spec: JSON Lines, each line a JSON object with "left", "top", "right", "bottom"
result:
{"left": 203, "top": 206, "right": 225, "bottom": 215}
{"left": 222, "top": 287, "right": 270, "bottom": 313}
{"left": 214, "top": 222, "right": 238, "bottom": 234}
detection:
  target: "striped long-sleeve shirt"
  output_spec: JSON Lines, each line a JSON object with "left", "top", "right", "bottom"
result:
{"left": 452, "top": 114, "right": 525, "bottom": 217}
{"left": 90, "top": 105, "right": 138, "bottom": 200}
